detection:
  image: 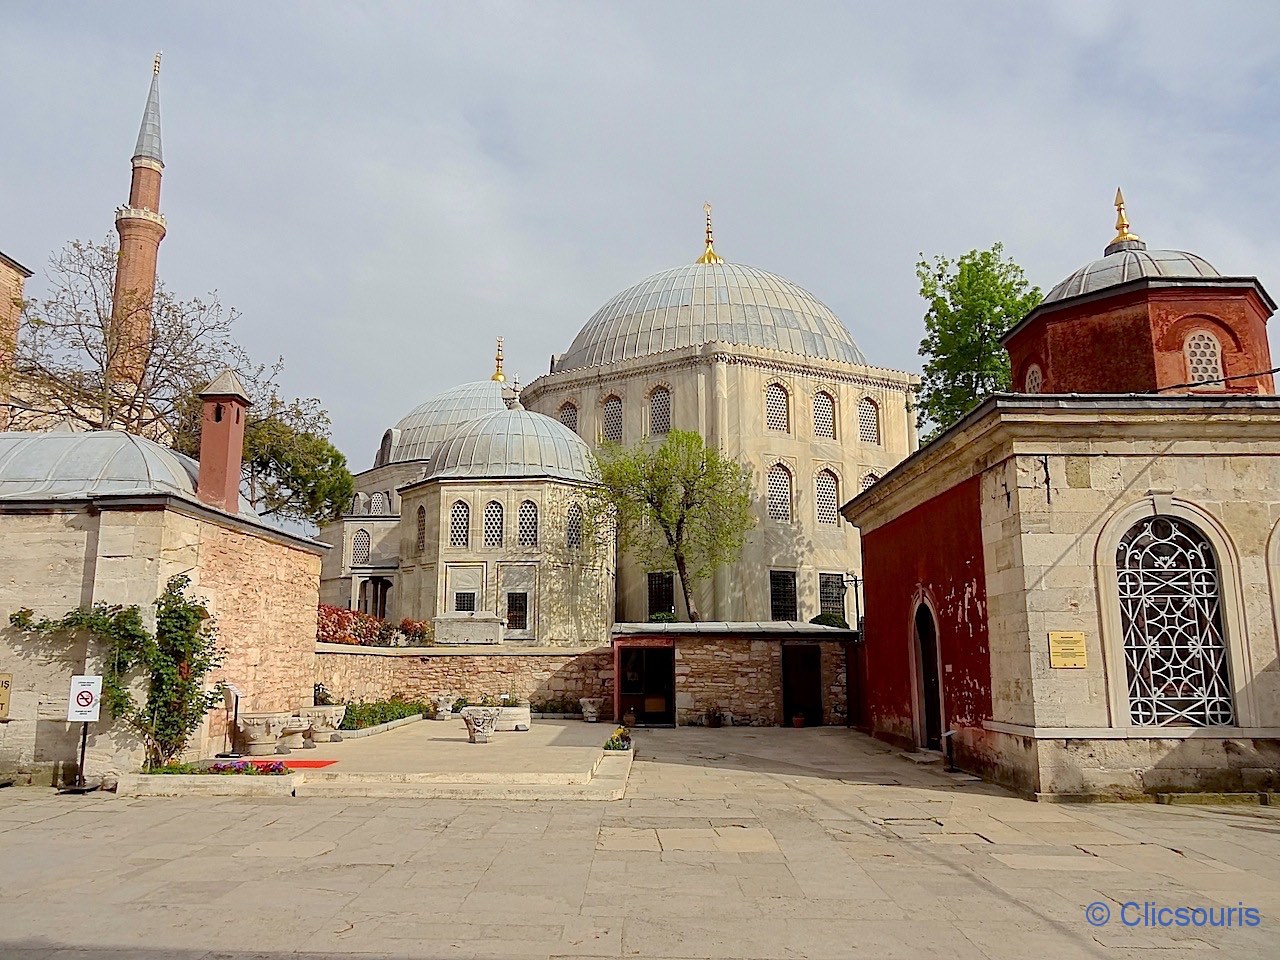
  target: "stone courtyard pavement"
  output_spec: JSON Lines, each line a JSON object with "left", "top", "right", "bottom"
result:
{"left": 1, "top": 727, "right": 1278, "bottom": 960}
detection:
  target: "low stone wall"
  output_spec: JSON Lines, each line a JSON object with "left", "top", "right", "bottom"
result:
{"left": 315, "top": 644, "right": 614, "bottom": 712}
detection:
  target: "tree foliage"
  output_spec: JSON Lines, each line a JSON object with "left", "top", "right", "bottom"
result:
{"left": 916, "top": 243, "right": 1041, "bottom": 437}
{"left": 14, "top": 237, "right": 353, "bottom": 523}
{"left": 590, "top": 430, "right": 755, "bottom": 622}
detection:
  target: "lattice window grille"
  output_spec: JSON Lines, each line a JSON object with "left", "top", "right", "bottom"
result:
{"left": 858, "top": 398, "right": 880, "bottom": 444}
{"left": 819, "top": 573, "right": 845, "bottom": 618}
{"left": 369, "top": 492, "right": 387, "bottom": 515}
{"left": 518, "top": 500, "right": 538, "bottom": 547}
{"left": 484, "top": 501, "right": 504, "bottom": 548}
{"left": 815, "top": 470, "right": 839, "bottom": 525}
{"left": 1116, "top": 516, "right": 1234, "bottom": 727}
{"left": 351, "top": 529, "right": 371, "bottom": 565}
{"left": 415, "top": 506, "right": 426, "bottom": 552}
{"left": 1185, "top": 331, "right": 1223, "bottom": 386}
{"left": 566, "top": 503, "right": 583, "bottom": 549}
{"left": 861, "top": 472, "right": 880, "bottom": 492}
{"left": 765, "top": 384, "right": 790, "bottom": 432}
{"left": 602, "top": 396, "right": 624, "bottom": 443}
{"left": 449, "top": 501, "right": 470, "bottom": 548}
{"left": 813, "top": 391, "right": 835, "bottom": 439}
{"left": 647, "top": 571, "right": 675, "bottom": 617}
{"left": 559, "top": 402, "right": 579, "bottom": 433}
{"left": 1025, "top": 364, "right": 1043, "bottom": 394}
{"left": 767, "top": 464, "right": 792, "bottom": 522}
{"left": 769, "top": 570, "right": 798, "bottom": 621}
{"left": 649, "top": 387, "right": 671, "bottom": 435}
{"left": 455, "top": 592, "right": 477, "bottom": 613}
{"left": 506, "top": 592, "right": 529, "bottom": 631}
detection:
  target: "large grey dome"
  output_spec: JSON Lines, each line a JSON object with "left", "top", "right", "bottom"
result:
{"left": 0, "top": 430, "right": 257, "bottom": 518}
{"left": 380, "top": 380, "right": 508, "bottom": 465}
{"left": 556, "top": 262, "right": 867, "bottom": 372}
{"left": 427, "top": 406, "right": 595, "bottom": 482}
{"left": 1044, "top": 246, "right": 1220, "bottom": 304}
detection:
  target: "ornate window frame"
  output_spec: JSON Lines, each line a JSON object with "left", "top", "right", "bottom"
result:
{"left": 812, "top": 387, "right": 838, "bottom": 440}
{"left": 600, "top": 393, "right": 624, "bottom": 444}
{"left": 764, "top": 380, "right": 792, "bottom": 434}
{"left": 646, "top": 382, "right": 673, "bottom": 437}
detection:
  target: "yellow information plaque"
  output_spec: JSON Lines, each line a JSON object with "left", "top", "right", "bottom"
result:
{"left": 1048, "top": 632, "right": 1087, "bottom": 669}
{"left": 0, "top": 673, "right": 11, "bottom": 721}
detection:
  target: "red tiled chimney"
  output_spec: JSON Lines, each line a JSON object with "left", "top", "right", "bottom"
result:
{"left": 197, "top": 370, "right": 251, "bottom": 512}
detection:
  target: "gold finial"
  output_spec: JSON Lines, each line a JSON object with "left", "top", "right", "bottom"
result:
{"left": 1112, "top": 187, "right": 1140, "bottom": 244}
{"left": 491, "top": 336, "right": 506, "bottom": 382}
{"left": 153, "top": 51, "right": 163, "bottom": 75}
{"left": 695, "top": 201, "right": 724, "bottom": 264}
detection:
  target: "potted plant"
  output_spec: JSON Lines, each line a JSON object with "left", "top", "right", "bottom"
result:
{"left": 791, "top": 712, "right": 806, "bottom": 729}
{"left": 495, "top": 693, "right": 531, "bottom": 732}
{"left": 621, "top": 706, "right": 637, "bottom": 727}
{"left": 704, "top": 703, "right": 724, "bottom": 728}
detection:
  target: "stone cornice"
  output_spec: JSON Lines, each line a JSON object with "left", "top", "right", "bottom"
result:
{"left": 114, "top": 206, "right": 167, "bottom": 231}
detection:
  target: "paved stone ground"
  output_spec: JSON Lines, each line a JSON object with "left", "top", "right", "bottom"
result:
{"left": 1, "top": 726, "right": 1278, "bottom": 959}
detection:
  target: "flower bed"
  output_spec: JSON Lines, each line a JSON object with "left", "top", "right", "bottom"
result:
{"left": 147, "top": 760, "right": 290, "bottom": 776}
{"left": 339, "top": 697, "right": 434, "bottom": 730}
{"left": 603, "top": 726, "right": 632, "bottom": 751}
{"left": 317, "top": 604, "right": 433, "bottom": 647}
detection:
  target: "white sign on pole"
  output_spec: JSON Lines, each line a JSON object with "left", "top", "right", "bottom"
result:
{"left": 67, "top": 675, "right": 103, "bottom": 723}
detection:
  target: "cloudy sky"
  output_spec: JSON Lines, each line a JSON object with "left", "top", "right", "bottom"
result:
{"left": 5, "top": 2, "right": 1280, "bottom": 466}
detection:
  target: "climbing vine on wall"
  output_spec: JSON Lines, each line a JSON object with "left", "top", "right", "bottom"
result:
{"left": 9, "top": 575, "right": 225, "bottom": 768}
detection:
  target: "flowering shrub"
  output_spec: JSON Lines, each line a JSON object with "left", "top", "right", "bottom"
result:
{"left": 148, "top": 760, "right": 289, "bottom": 775}
{"left": 399, "top": 618, "right": 432, "bottom": 644}
{"left": 604, "top": 726, "right": 632, "bottom": 751}
{"left": 316, "top": 605, "right": 433, "bottom": 646}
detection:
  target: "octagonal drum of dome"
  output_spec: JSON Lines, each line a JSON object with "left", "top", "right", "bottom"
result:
{"left": 382, "top": 380, "right": 508, "bottom": 464}
{"left": 1044, "top": 247, "right": 1220, "bottom": 305}
{"left": 555, "top": 262, "right": 868, "bottom": 372}
{"left": 427, "top": 406, "right": 595, "bottom": 482}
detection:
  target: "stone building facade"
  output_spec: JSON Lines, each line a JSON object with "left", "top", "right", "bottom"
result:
{"left": 0, "top": 250, "right": 32, "bottom": 431}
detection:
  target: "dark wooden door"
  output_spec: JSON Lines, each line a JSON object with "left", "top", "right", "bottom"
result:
{"left": 619, "top": 647, "right": 675, "bottom": 725}
{"left": 915, "top": 605, "right": 943, "bottom": 750}
{"left": 782, "top": 644, "right": 823, "bottom": 726}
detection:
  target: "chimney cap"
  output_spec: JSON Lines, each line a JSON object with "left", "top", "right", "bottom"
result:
{"left": 199, "top": 370, "right": 252, "bottom": 404}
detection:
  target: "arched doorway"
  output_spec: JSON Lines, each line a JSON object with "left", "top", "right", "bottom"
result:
{"left": 913, "top": 604, "right": 943, "bottom": 750}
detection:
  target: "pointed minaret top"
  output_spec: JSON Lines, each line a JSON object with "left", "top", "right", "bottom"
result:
{"left": 133, "top": 52, "right": 163, "bottom": 165}
{"left": 1104, "top": 187, "right": 1145, "bottom": 256}
{"left": 695, "top": 201, "right": 724, "bottom": 265}
{"left": 491, "top": 337, "right": 506, "bottom": 382}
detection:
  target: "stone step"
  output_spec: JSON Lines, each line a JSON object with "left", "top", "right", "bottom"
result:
{"left": 294, "top": 777, "right": 625, "bottom": 801}
{"left": 899, "top": 750, "right": 944, "bottom": 765}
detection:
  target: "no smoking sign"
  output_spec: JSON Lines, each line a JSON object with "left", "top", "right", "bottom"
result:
{"left": 67, "top": 675, "right": 103, "bottom": 723}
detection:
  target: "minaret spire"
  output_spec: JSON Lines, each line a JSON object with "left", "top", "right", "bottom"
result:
{"left": 491, "top": 337, "right": 506, "bottom": 382}
{"left": 109, "top": 54, "right": 168, "bottom": 388}
{"left": 695, "top": 201, "right": 724, "bottom": 264}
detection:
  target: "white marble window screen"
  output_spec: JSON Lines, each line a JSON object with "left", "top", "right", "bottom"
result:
{"left": 813, "top": 391, "right": 836, "bottom": 439}
{"left": 351, "top": 529, "right": 371, "bottom": 565}
{"left": 858, "top": 398, "right": 880, "bottom": 444}
{"left": 1116, "top": 516, "right": 1235, "bottom": 726}
{"left": 649, "top": 387, "right": 672, "bottom": 435}
{"left": 861, "top": 472, "right": 880, "bottom": 492}
{"left": 1025, "top": 365, "right": 1043, "bottom": 394}
{"left": 559, "top": 402, "right": 579, "bottom": 433}
{"left": 566, "top": 503, "right": 583, "bottom": 549}
{"left": 518, "top": 500, "right": 538, "bottom": 547}
{"left": 415, "top": 506, "right": 426, "bottom": 553}
{"left": 449, "top": 501, "right": 470, "bottom": 548}
{"left": 766, "top": 384, "right": 790, "bottom": 432}
{"left": 370, "top": 492, "right": 387, "bottom": 515}
{"left": 767, "top": 464, "right": 792, "bottom": 522}
{"left": 1185, "top": 331, "right": 1223, "bottom": 386}
{"left": 484, "top": 501, "right": 504, "bottom": 548}
{"left": 815, "top": 470, "right": 839, "bottom": 524}
{"left": 602, "top": 396, "right": 623, "bottom": 443}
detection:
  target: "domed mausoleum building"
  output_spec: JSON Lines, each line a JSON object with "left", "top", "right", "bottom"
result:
{"left": 520, "top": 211, "right": 919, "bottom": 623}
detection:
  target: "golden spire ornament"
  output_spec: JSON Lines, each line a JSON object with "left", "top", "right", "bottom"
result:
{"left": 1111, "top": 187, "right": 1141, "bottom": 245}
{"left": 491, "top": 336, "right": 506, "bottom": 382}
{"left": 695, "top": 201, "right": 724, "bottom": 264}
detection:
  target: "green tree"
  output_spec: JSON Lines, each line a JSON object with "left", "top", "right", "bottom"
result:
{"left": 916, "top": 243, "right": 1041, "bottom": 437}
{"left": 591, "top": 430, "right": 755, "bottom": 622}
{"left": 242, "top": 416, "right": 356, "bottom": 523}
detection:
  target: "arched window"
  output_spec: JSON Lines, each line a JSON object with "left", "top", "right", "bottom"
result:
{"left": 559, "top": 401, "right": 579, "bottom": 433}
{"left": 566, "top": 502, "right": 583, "bottom": 549}
{"left": 649, "top": 386, "right": 671, "bottom": 435}
{"left": 857, "top": 397, "right": 880, "bottom": 444}
{"left": 377, "top": 430, "right": 394, "bottom": 467}
{"left": 602, "top": 395, "right": 623, "bottom": 443}
{"left": 1185, "top": 331, "right": 1224, "bottom": 387}
{"left": 518, "top": 500, "right": 538, "bottom": 547}
{"left": 415, "top": 506, "right": 426, "bottom": 553}
{"left": 449, "top": 501, "right": 470, "bottom": 548}
{"left": 765, "top": 383, "right": 790, "bottom": 433}
{"left": 766, "top": 463, "right": 792, "bottom": 522}
{"left": 1116, "top": 516, "right": 1234, "bottom": 727}
{"left": 1025, "top": 364, "right": 1043, "bottom": 394}
{"left": 861, "top": 472, "right": 880, "bottom": 492}
{"left": 813, "top": 391, "right": 836, "bottom": 439}
{"left": 484, "top": 501, "right": 504, "bottom": 548}
{"left": 815, "top": 469, "right": 839, "bottom": 525}
{"left": 351, "top": 529, "right": 371, "bottom": 565}
{"left": 369, "top": 492, "right": 387, "bottom": 515}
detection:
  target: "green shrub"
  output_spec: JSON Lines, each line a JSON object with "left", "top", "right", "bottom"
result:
{"left": 648, "top": 611, "right": 677, "bottom": 623}
{"left": 810, "top": 612, "right": 850, "bottom": 629}
{"left": 339, "top": 697, "right": 433, "bottom": 730}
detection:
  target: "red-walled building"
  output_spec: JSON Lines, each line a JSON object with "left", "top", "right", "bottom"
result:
{"left": 842, "top": 196, "right": 1280, "bottom": 799}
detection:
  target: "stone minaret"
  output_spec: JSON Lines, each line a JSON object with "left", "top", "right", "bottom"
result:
{"left": 110, "top": 53, "right": 166, "bottom": 387}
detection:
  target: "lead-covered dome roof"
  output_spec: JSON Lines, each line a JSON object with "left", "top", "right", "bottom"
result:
{"left": 555, "top": 261, "right": 867, "bottom": 372}
{"left": 1043, "top": 243, "right": 1220, "bottom": 305}
{"left": 379, "top": 380, "right": 508, "bottom": 466}
{"left": 427, "top": 405, "right": 595, "bottom": 482}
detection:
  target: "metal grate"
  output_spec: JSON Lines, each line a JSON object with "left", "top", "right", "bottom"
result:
{"left": 649, "top": 386, "right": 671, "bottom": 435}
{"left": 369, "top": 492, "right": 387, "bottom": 515}
{"left": 506, "top": 592, "right": 529, "bottom": 630}
{"left": 602, "top": 395, "right": 623, "bottom": 443}
{"left": 455, "top": 592, "right": 476, "bottom": 613}
{"left": 861, "top": 472, "right": 880, "bottom": 492}
{"left": 819, "top": 573, "right": 845, "bottom": 618}
{"left": 767, "top": 464, "right": 792, "bottom": 522}
{"left": 484, "top": 501, "right": 504, "bottom": 548}
{"left": 1117, "top": 516, "right": 1234, "bottom": 726}
{"left": 351, "top": 529, "right": 371, "bottom": 565}
{"left": 559, "top": 402, "right": 579, "bottom": 433}
{"left": 1025, "top": 364, "right": 1043, "bottom": 394}
{"left": 858, "top": 397, "right": 880, "bottom": 444}
{"left": 766, "top": 383, "right": 790, "bottom": 432}
{"left": 518, "top": 500, "right": 538, "bottom": 547}
{"left": 449, "top": 501, "right": 470, "bottom": 548}
{"left": 815, "top": 470, "right": 839, "bottom": 524}
{"left": 566, "top": 502, "right": 583, "bottom": 549}
{"left": 769, "top": 570, "right": 798, "bottom": 621}
{"left": 415, "top": 506, "right": 426, "bottom": 552}
{"left": 813, "top": 391, "right": 835, "bottom": 439}
{"left": 1185, "top": 331, "right": 1223, "bottom": 386}
{"left": 647, "top": 571, "right": 675, "bottom": 618}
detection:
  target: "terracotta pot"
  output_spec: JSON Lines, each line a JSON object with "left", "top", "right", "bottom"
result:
{"left": 621, "top": 710, "right": 637, "bottom": 727}
{"left": 791, "top": 715, "right": 806, "bottom": 728}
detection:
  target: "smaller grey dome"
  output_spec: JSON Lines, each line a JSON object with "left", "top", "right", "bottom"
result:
{"left": 382, "top": 380, "right": 508, "bottom": 465}
{"left": 428, "top": 407, "right": 595, "bottom": 482}
{"left": 1044, "top": 246, "right": 1220, "bottom": 304}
